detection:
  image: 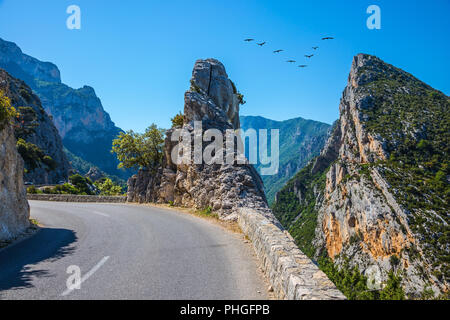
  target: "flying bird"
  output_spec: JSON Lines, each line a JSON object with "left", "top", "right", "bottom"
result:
{"left": 244, "top": 38, "right": 254, "bottom": 42}
{"left": 257, "top": 42, "right": 266, "bottom": 46}
{"left": 312, "top": 46, "right": 319, "bottom": 50}
{"left": 305, "top": 54, "right": 314, "bottom": 58}
{"left": 286, "top": 60, "right": 296, "bottom": 63}
{"left": 298, "top": 65, "right": 307, "bottom": 68}
{"left": 273, "top": 49, "right": 283, "bottom": 53}
{"left": 322, "top": 37, "right": 334, "bottom": 40}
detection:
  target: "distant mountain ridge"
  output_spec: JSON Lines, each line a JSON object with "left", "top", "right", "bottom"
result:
{"left": 0, "top": 37, "right": 128, "bottom": 179}
{"left": 240, "top": 115, "right": 330, "bottom": 203}
{"left": 0, "top": 68, "right": 70, "bottom": 184}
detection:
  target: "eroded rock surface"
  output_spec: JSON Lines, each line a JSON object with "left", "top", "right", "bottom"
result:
{"left": 128, "top": 59, "right": 271, "bottom": 220}
{"left": 273, "top": 54, "right": 449, "bottom": 298}
{"left": 0, "top": 123, "right": 30, "bottom": 241}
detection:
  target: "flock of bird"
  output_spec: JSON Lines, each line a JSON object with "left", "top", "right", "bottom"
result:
{"left": 243, "top": 36, "right": 334, "bottom": 69}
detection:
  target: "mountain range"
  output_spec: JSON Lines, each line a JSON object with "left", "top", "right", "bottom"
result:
{"left": 0, "top": 37, "right": 128, "bottom": 180}
{"left": 240, "top": 115, "right": 330, "bottom": 203}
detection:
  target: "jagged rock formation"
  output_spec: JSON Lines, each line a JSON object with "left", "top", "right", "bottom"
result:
{"left": 85, "top": 167, "right": 105, "bottom": 182}
{"left": 128, "top": 59, "right": 270, "bottom": 220}
{"left": 0, "top": 37, "right": 128, "bottom": 180}
{"left": 273, "top": 54, "right": 449, "bottom": 298}
{"left": 240, "top": 115, "right": 330, "bottom": 204}
{"left": 0, "top": 104, "right": 30, "bottom": 241}
{"left": 126, "top": 58, "right": 345, "bottom": 298}
{"left": 0, "top": 69, "right": 69, "bottom": 184}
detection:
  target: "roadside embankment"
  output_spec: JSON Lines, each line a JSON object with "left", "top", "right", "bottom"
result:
{"left": 27, "top": 194, "right": 126, "bottom": 203}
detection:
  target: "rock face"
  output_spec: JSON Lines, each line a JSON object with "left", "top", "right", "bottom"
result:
{"left": 85, "top": 167, "right": 105, "bottom": 182}
{"left": 128, "top": 59, "right": 270, "bottom": 220}
{"left": 0, "top": 37, "right": 128, "bottom": 180}
{"left": 240, "top": 115, "right": 330, "bottom": 204}
{"left": 0, "top": 114, "right": 30, "bottom": 241}
{"left": 273, "top": 54, "right": 449, "bottom": 298}
{"left": 0, "top": 69, "right": 70, "bottom": 184}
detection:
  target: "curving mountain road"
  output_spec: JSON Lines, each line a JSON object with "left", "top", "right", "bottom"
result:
{"left": 0, "top": 201, "right": 268, "bottom": 300}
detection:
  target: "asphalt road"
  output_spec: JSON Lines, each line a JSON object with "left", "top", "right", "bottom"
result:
{"left": 0, "top": 201, "right": 268, "bottom": 300}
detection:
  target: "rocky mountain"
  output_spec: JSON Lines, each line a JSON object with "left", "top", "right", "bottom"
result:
{"left": 0, "top": 69, "right": 70, "bottom": 184}
{"left": 0, "top": 37, "right": 128, "bottom": 179}
{"left": 128, "top": 59, "right": 271, "bottom": 220}
{"left": 240, "top": 115, "right": 330, "bottom": 204}
{"left": 272, "top": 54, "right": 449, "bottom": 299}
{"left": 0, "top": 91, "right": 30, "bottom": 241}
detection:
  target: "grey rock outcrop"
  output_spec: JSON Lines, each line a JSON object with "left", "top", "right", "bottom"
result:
{"left": 127, "top": 58, "right": 270, "bottom": 220}
{"left": 126, "top": 58, "right": 344, "bottom": 298}
{"left": 85, "top": 167, "right": 105, "bottom": 182}
{"left": 0, "top": 69, "right": 70, "bottom": 184}
{"left": 0, "top": 122, "right": 30, "bottom": 241}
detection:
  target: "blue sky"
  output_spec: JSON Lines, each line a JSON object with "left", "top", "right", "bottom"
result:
{"left": 0, "top": 0, "right": 449, "bottom": 132}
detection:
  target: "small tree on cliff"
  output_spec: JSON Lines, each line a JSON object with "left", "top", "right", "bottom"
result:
{"left": 230, "top": 80, "right": 246, "bottom": 105}
{"left": 111, "top": 124, "right": 164, "bottom": 172}
{"left": 171, "top": 111, "right": 184, "bottom": 127}
{"left": 0, "top": 90, "right": 17, "bottom": 130}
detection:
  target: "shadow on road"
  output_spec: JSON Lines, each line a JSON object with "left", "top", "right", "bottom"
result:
{"left": 0, "top": 227, "right": 77, "bottom": 292}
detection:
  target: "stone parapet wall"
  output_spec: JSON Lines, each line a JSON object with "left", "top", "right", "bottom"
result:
{"left": 237, "top": 207, "right": 345, "bottom": 300}
{"left": 27, "top": 194, "right": 126, "bottom": 203}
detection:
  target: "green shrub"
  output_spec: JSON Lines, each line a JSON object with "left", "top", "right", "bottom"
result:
{"left": 27, "top": 186, "right": 42, "bottom": 194}
{"left": 69, "top": 174, "right": 94, "bottom": 195}
{"left": 171, "top": 112, "right": 184, "bottom": 127}
{"left": 16, "top": 138, "right": 45, "bottom": 170}
{"left": 42, "top": 155, "right": 57, "bottom": 170}
{"left": 190, "top": 79, "right": 202, "bottom": 93}
{"left": 111, "top": 124, "right": 164, "bottom": 171}
{"left": 318, "top": 256, "right": 405, "bottom": 300}
{"left": 230, "top": 80, "right": 246, "bottom": 105}
{"left": 94, "top": 178, "right": 123, "bottom": 196}
{"left": 0, "top": 90, "right": 17, "bottom": 130}
{"left": 379, "top": 272, "right": 405, "bottom": 300}
{"left": 199, "top": 206, "right": 214, "bottom": 217}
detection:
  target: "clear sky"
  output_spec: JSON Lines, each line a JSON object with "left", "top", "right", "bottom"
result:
{"left": 0, "top": 0, "right": 449, "bottom": 132}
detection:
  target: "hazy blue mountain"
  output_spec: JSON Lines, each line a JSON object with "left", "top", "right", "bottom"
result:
{"left": 240, "top": 115, "right": 330, "bottom": 203}
{"left": 0, "top": 37, "right": 129, "bottom": 180}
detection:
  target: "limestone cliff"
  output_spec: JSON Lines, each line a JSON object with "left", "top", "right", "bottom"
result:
{"left": 0, "top": 37, "right": 127, "bottom": 180}
{"left": 273, "top": 54, "right": 449, "bottom": 298}
{"left": 0, "top": 105, "right": 30, "bottom": 241}
{"left": 0, "top": 69, "right": 70, "bottom": 184}
{"left": 128, "top": 59, "right": 271, "bottom": 221}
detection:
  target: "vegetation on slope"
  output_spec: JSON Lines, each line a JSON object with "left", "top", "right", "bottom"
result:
{"left": 0, "top": 90, "right": 17, "bottom": 130}
{"left": 272, "top": 161, "right": 327, "bottom": 257}
{"left": 359, "top": 65, "right": 450, "bottom": 285}
{"left": 272, "top": 56, "right": 449, "bottom": 299}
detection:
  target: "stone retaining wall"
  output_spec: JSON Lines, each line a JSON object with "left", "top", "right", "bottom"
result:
{"left": 27, "top": 194, "right": 126, "bottom": 203}
{"left": 238, "top": 207, "right": 345, "bottom": 300}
